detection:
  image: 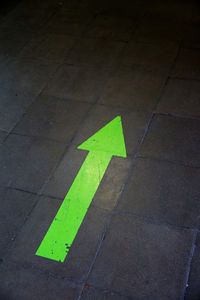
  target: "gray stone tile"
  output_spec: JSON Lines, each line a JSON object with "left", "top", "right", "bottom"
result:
{"left": 66, "top": 38, "right": 124, "bottom": 69}
{"left": 88, "top": 214, "right": 194, "bottom": 299}
{"left": 0, "top": 58, "right": 58, "bottom": 94}
{"left": 171, "top": 48, "right": 200, "bottom": 80}
{"left": 118, "top": 158, "right": 200, "bottom": 228}
{"left": 0, "top": 130, "right": 7, "bottom": 143}
{"left": 43, "top": 64, "right": 110, "bottom": 103}
{"left": 0, "top": 261, "right": 81, "bottom": 300}
{"left": 185, "top": 234, "right": 200, "bottom": 300}
{"left": 0, "top": 37, "right": 29, "bottom": 59}
{"left": 140, "top": 114, "right": 200, "bottom": 167}
{"left": 0, "top": 134, "right": 65, "bottom": 192}
{"left": 14, "top": 95, "right": 90, "bottom": 142}
{"left": 99, "top": 66, "right": 168, "bottom": 110}
{"left": 18, "top": 33, "right": 76, "bottom": 63}
{"left": 157, "top": 78, "right": 200, "bottom": 117}
{"left": 0, "top": 5, "right": 55, "bottom": 32}
{"left": 6, "top": 196, "right": 109, "bottom": 281}
{"left": 121, "top": 41, "right": 178, "bottom": 70}
{"left": 0, "top": 87, "right": 35, "bottom": 131}
{"left": 85, "top": 14, "right": 136, "bottom": 41}
{"left": 134, "top": 15, "right": 186, "bottom": 43}
{"left": 72, "top": 104, "right": 151, "bottom": 156}
{"left": 43, "top": 144, "right": 131, "bottom": 210}
{"left": 42, "top": 7, "right": 93, "bottom": 36}
{"left": 0, "top": 188, "right": 37, "bottom": 257}
{"left": 81, "top": 286, "right": 130, "bottom": 300}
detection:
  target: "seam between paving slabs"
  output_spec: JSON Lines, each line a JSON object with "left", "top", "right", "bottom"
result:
{"left": 77, "top": 111, "right": 154, "bottom": 300}
{"left": 183, "top": 228, "right": 198, "bottom": 300}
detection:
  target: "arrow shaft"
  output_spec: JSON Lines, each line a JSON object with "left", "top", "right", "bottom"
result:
{"left": 36, "top": 151, "right": 112, "bottom": 262}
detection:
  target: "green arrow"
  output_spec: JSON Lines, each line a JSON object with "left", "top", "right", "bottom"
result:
{"left": 36, "top": 116, "right": 127, "bottom": 262}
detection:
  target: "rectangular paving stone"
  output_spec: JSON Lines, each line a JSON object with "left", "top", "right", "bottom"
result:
{"left": 139, "top": 114, "right": 200, "bottom": 167}
{"left": 14, "top": 95, "right": 91, "bottom": 142}
{"left": 0, "top": 130, "right": 7, "bottom": 144}
{"left": 0, "top": 4, "right": 55, "bottom": 32}
{"left": 0, "top": 36, "right": 29, "bottom": 59}
{"left": 185, "top": 233, "right": 200, "bottom": 300}
{"left": 99, "top": 66, "right": 168, "bottom": 110}
{"left": 85, "top": 14, "right": 136, "bottom": 42}
{"left": 0, "top": 87, "right": 35, "bottom": 131}
{"left": 18, "top": 33, "right": 76, "bottom": 63}
{"left": 6, "top": 196, "right": 109, "bottom": 282}
{"left": 66, "top": 38, "right": 124, "bottom": 69}
{"left": 134, "top": 15, "right": 185, "bottom": 43}
{"left": 0, "top": 134, "right": 66, "bottom": 192}
{"left": 157, "top": 78, "right": 200, "bottom": 117}
{"left": 0, "top": 58, "right": 58, "bottom": 94}
{"left": 0, "top": 261, "right": 81, "bottom": 300}
{"left": 120, "top": 41, "right": 178, "bottom": 70}
{"left": 88, "top": 213, "right": 194, "bottom": 299}
{"left": 0, "top": 188, "right": 37, "bottom": 257}
{"left": 42, "top": 7, "right": 94, "bottom": 36}
{"left": 118, "top": 158, "right": 200, "bottom": 228}
{"left": 72, "top": 104, "right": 151, "bottom": 156}
{"left": 43, "top": 64, "right": 110, "bottom": 103}
{"left": 81, "top": 286, "right": 130, "bottom": 300}
{"left": 171, "top": 48, "right": 200, "bottom": 80}
{"left": 43, "top": 144, "right": 131, "bottom": 210}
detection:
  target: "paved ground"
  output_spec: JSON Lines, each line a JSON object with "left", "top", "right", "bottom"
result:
{"left": 0, "top": 0, "right": 200, "bottom": 299}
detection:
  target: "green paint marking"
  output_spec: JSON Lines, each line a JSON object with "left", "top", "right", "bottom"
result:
{"left": 35, "top": 116, "right": 127, "bottom": 262}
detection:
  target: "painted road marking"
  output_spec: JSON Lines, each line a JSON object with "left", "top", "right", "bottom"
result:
{"left": 35, "top": 116, "right": 127, "bottom": 262}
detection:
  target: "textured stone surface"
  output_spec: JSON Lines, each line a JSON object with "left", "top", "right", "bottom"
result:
{"left": 0, "top": 134, "right": 66, "bottom": 192}
{"left": 118, "top": 158, "right": 200, "bottom": 228}
{"left": 81, "top": 286, "right": 130, "bottom": 300}
{"left": 14, "top": 95, "right": 91, "bottom": 142}
{"left": 43, "top": 64, "right": 110, "bottom": 103}
{"left": 0, "top": 87, "right": 35, "bottom": 131}
{"left": 99, "top": 66, "right": 167, "bottom": 110}
{"left": 0, "top": 58, "right": 58, "bottom": 94}
{"left": 171, "top": 48, "right": 200, "bottom": 80}
{"left": 0, "top": 261, "right": 81, "bottom": 300}
{"left": 6, "top": 196, "right": 109, "bottom": 281}
{"left": 185, "top": 234, "right": 200, "bottom": 300}
{"left": 157, "top": 78, "right": 200, "bottom": 117}
{"left": 0, "top": 188, "right": 37, "bottom": 257}
{"left": 88, "top": 214, "right": 194, "bottom": 299}
{"left": 140, "top": 114, "right": 200, "bottom": 167}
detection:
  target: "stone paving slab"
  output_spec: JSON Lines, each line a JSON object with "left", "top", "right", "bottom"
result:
{"left": 18, "top": 33, "right": 76, "bottom": 63}
{"left": 0, "top": 188, "right": 37, "bottom": 257}
{"left": 171, "top": 48, "right": 200, "bottom": 80}
{"left": 88, "top": 213, "right": 194, "bottom": 299}
{"left": 0, "top": 130, "right": 7, "bottom": 144}
{"left": 13, "top": 95, "right": 91, "bottom": 142}
{"left": 0, "top": 58, "right": 58, "bottom": 94}
{"left": 0, "top": 261, "right": 81, "bottom": 300}
{"left": 84, "top": 14, "right": 136, "bottom": 42}
{"left": 66, "top": 38, "right": 125, "bottom": 69}
{"left": 157, "top": 78, "right": 200, "bottom": 117}
{"left": 43, "top": 144, "right": 132, "bottom": 210}
{"left": 139, "top": 114, "right": 200, "bottom": 167}
{"left": 118, "top": 157, "right": 200, "bottom": 228}
{"left": 185, "top": 233, "right": 200, "bottom": 300}
{"left": 81, "top": 286, "right": 131, "bottom": 300}
{"left": 6, "top": 196, "right": 109, "bottom": 282}
{"left": 43, "top": 64, "right": 111, "bottom": 103}
{"left": 120, "top": 40, "right": 179, "bottom": 70}
{"left": 71, "top": 104, "right": 151, "bottom": 155}
{"left": 99, "top": 65, "right": 168, "bottom": 110}
{"left": 0, "top": 134, "right": 66, "bottom": 192}
{"left": 0, "top": 87, "right": 35, "bottom": 132}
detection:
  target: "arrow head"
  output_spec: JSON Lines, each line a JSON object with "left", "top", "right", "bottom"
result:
{"left": 78, "top": 116, "right": 127, "bottom": 158}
